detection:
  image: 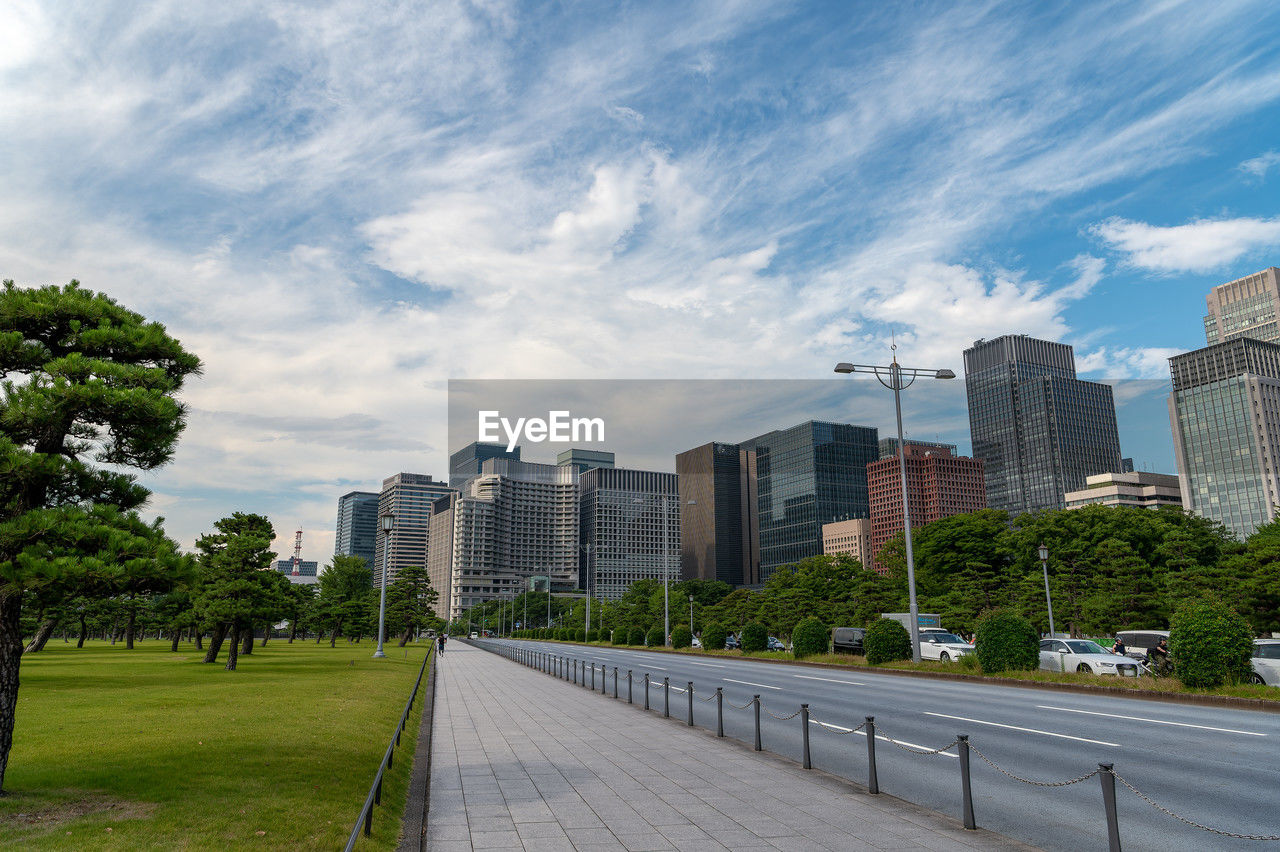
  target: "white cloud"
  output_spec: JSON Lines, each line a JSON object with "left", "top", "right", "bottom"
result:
{"left": 1076, "top": 346, "right": 1182, "bottom": 380}
{"left": 1240, "top": 150, "right": 1280, "bottom": 179}
{"left": 1090, "top": 216, "right": 1280, "bottom": 273}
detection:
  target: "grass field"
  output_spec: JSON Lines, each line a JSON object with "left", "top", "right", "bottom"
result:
{"left": 0, "top": 638, "right": 431, "bottom": 850}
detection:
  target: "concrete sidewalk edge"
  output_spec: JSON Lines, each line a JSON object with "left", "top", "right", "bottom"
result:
{"left": 396, "top": 652, "right": 439, "bottom": 852}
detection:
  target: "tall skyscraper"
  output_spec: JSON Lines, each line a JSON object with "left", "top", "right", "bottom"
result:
{"left": 442, "top": 459, "right": 579, "bottom": 621}
{"left": 676, "top": 442, "right": 759, "bottom": 586}
{"left": 1204, "top": 267, "right": 1280, "bottom": 345}
{"left": 557, "top": 448, "right": 616, "bottom": 475}
{"left": 743, "top": 421, "right": 880, "bottom": 580}
{"left": 334, "top": 490, "right": 379, "bottom": 568}
{"left": 374, "top": 473, "right": 455, "bottom": 587}
{"left": 964, "top": 335, "right": 1122, "bottom": 514}
{"left": 866, "top": 442, "right": 985, "bottom": 571}
{"left": 1169, "top": 338, "right": 1280, "bottom": 538}
{"left": 579, "top": 467, "right": 679, "bottom": 600}
{"left": 449, "top": 441, "right": 521, "bottom": 489}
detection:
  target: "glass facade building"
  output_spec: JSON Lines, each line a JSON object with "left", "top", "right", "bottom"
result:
{"left": 334, "top": 490, "right": 379, "bottom": 568}
{"left": 579, "top": 467, "right": 679, "bottom": 600}
{"left": 449, "top": 441, "right": 521, "bottom": 489}
{"left": 1169, "top": 338, "right": 1280, "bottom": 538}
{"left": 676, "top": 442, "right": 759, "bottom": 587}
{"left": 743, "top": 421, "right": 879, "bottom": 580}
{"left": 964, "top": 335, "right": 1122, "bottom": 514}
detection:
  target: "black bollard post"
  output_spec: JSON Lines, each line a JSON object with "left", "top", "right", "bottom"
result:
{"left": 663, "top": 677, "right": 670, "bottom": 718}
{"left": 958, "top": 735, "right": 975, "bottom": 829}
{"left": 801, "top": 704, "right": 811, "bottom": 769}
{"left": 866, "top": 716, "right": 879, "bottom": 794}
{"left": 644, "top": 673, "right": 650, "bottom": 710}
{"left": 591, "top": 663, "right": 596, "bottom": 691}
{"left": 1100, "top": 763, "right": 1121, "bottom": 852}
{"left": 687, "top": 682, "right": 694, "bottom": 726}
{"left": 716, "top": 688, "right": 724, "bottom": 737}
{"left": 628, "top": 670, "right": 633, "bottom": 704}
{"left": 754, "top": 696, "right": 762, "bottom": 751}
{"left": 613, "top": 667, "right": 618, "bottom": 699}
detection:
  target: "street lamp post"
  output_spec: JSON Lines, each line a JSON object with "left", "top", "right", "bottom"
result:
{"left": 582, "top": 543, "right": 594, "bottom": 637}
{"left": 1038, "top": 543, "right": 1056, "bottom": 639}
{"left": 836, "top": 348, "right": 955, "bottom": 664}
{"left": 689, "top": 595, "right": 694, "bottom": 634}
{"left": 373, "top": 512, "right": 395, "bottom": 658}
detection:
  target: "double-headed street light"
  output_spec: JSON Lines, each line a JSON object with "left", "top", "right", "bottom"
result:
{"left": 835, "top": 348, "right": 955, "bottom": 664}
{"left": 1038, "top": 543, "right": 1057, "bottom": 639}
{"left": 373, "top": 512, "right": 395, "bottom": 659}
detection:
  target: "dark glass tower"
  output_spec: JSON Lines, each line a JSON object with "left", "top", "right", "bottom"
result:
{"left": 743, "top": 421, "right": 879, "bottom": 580}
{"left": 335, "top": 490, "right": 379, "bottom": 568}
{"left": 676, "top": 442, "right": 759, "bottom": 586}
{"left": 964, "top": 335, "right": 1122, "bottom": 514}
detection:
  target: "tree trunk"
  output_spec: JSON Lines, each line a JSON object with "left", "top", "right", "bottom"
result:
{"left": 125, "top": 602, "right": 137, "bottom": 650}
{"left": 77, "top": 613, "right": 87, "bottom": 649}
{"left": 194, "top": 629, "right": 203, "bottom": 650}
{"left": 288, "top": 620, "right": 298, "bottom": 644}
{"left": 398, "top": 628, "right": 411, "bottom": 647}
{"left": 24, "top": 620, "right": 56, "bottom": 653}
{"left": 241, "top": 627, "right": 254, "bottom": 656}
{"left": 0, "top": 591, "right": 22, "bottom": 792}
{"left": 329, "top": 626, "right": 338, "bottom": 648}
{"left": 260, "top": 627, "right": 269, "bottom": 647}
{"left": 170, "top": 630, "right": 180, "bottom": 652}
{"left": 226, "top": 625, "right": 240, "bottom": 671}
{"left": 203, "top": 622, "right": 227, "bottom": 664}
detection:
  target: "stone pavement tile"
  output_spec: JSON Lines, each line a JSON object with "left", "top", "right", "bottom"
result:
{"left": 428, "top": 822, "right": 471, "bottom": 841}
{"left": 518, "top": 821, "right": 574, "bottom": 839}
{"left": 521, "top": 836, "right": 579, "bottom": 852}
{"left": 423, "top": 842, "right": 473, "bottom": 852}
{"left": 470, "top": 828, "right": 520, "bottom": 847}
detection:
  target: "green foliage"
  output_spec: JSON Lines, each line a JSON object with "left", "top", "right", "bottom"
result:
{"left": 313, "top": 554, "right": 374, "bottom": 646}
{"left": 974, "top": 610, "right": 1038, "bottom": 673}
{"left": 701, "top": 622, "right": 728, "bottom": 652}
{"left": 1169, "top": 599, "right": 1254, "bottom": 688}
{"left": 864, "top": 618, "right": 912, "bottom": 664}
{"left": 740, "top": 622, "right": 767, "bottom": 653}
{"left": 385, "top": 565, "right": 440, "bottom": 644}
{"left": 585, "top": 629, "right": 598, "bottom": 642}
{"left": 574, "top": 629, "right": 585, "bottom": 642}
{"left": 644, "top": 625, "right": 663, "bottom": 647}
{"left": 192, "top": 513, "right": 287, "bottom": 669}
{"left": 670, "top": 624, "right": 692, "bottom": 649}
{"left": 791, "top": 617, "right": 829, "bottom": 658}
{"left": 628, "top": 626, "right": 645, "bottom": 645}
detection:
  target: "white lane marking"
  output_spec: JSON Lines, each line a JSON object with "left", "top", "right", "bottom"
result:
{"left": 1037, "top": 705, "right": 1267, "bottom": 737}
{"left": 812, "top": 720, "right": 853, "bottom": 732}
{"left": 686, "top": 661, "right": 728, "bottom": 668}
{"left": 852, "top": 730, "right": 957, "bottom": 758}
{"left": 795, "top": 675, "right": 866, "bottom": 686}
{"left": 924, "top": 712, "right": 1120, "bottom": 747}
{"left": 724, "top": 678, "right": 782, "bottom": 690}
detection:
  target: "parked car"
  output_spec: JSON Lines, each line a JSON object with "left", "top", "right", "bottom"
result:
{"left": 1039, "top": 638, "right": 1144, "bottom": 676}
{"left": 1113, "top": 630, "right": 1169, "bottom": 663}
{"left": 691, "top": 636, "right": 703, "bottom": 649}
{"left": 1251, "top": 639, "right": 1280, "bottom": 686}
{"left": 917, "top": 631, "right": 974, "bottom": 662}
{"left": 469, "top": 632, "right": 479, "bottom": 639}
{"left": 724, "top": 634, "right": 740, "bottom": 650}
{"left": 767, "top": 636, "right": 787, "bottom": 652}
{"left": 832, "top": 627, "right": 866, "bottom": 655}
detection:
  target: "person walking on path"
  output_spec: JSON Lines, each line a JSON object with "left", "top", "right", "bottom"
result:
{"left": 437, "top": 633, "right": 446, "bottom": 656}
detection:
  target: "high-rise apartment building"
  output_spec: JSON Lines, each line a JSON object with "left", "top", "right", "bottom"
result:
{"left": 1169, "top": 338, "right": 1280, "bottom": 538}
{"left": 1204, "top": 267, "right": 1280, "bottom": 345}
{"left": 964, "top": 335, "right": 1122, "bottom": 514}
{"left": 334, "top": 490, "right": 379, "bottom": 568}
{"left": 676, "top": 442, "right": 759, "bottom": 586}
{"left": 821, "top": 518, "right": 875, "bottom": 570}
{"left": 426, "top": 493, "right": 457, "bottom": 620}
{"left": 744, "top": 421, "right": 880, "bottom": 580}
{"left": 374, "top": 473, "right": 455, "bottom": 587}
{"left": 441, "top": 459, "right": 579, "bottom": 621}
{"left": 579, "top": 467, "right": 679, "bottom": 600}
{"left": 867, "top": 443, "right": 985, "bottom": 571}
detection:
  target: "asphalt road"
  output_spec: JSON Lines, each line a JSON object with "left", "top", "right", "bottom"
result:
{"left": 474, "top": 638, "right": 1280, "bottom": 852}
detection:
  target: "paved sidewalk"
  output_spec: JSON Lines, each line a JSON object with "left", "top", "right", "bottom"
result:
{"left": 418, "top": 642, "right": 1035, "bottom": 852}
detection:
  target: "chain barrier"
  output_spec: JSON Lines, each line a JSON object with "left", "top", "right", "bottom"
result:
{"left": 695, "top": 687, "right": 717, "bottom": 702}
{"left": 726, "top": 696, "right": 755, "bottom": 710}
{"left": 967, "top": 743, "right": 1100, "bottom": 787}
{"left": 872, "top": 724, "right": 958, "bottom": 756}
{"left": 1110, "top": 770, "right": 1280, "bottom": 841}
{"left": 761, "top": 705, "right": 802, "bottom": 721}
{"left": 810, "top": 718, "right": 868, "bottom": 736}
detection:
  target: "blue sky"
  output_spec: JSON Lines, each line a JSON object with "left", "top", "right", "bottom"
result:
{"left": 2, "top": 1, "right": 1279, "bottom": 558}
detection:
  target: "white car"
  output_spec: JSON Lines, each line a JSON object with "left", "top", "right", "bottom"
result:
{"left": 918, "top": 631, "right": 974, "bottom": 662}
{"left": 1039, "top": 638, "right": 1144, "bottom": 676}
{"left": 1251, "top": 639, "right": 1280, "bottom": 686}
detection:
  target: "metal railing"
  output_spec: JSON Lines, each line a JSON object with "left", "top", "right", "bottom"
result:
{"left": 343, "top": 647, "right": 435, "bottom": 852}
{"left": 484, "top": 639, "right": 1280, "bottom": 851}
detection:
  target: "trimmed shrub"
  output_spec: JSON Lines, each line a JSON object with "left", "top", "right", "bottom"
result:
{"left": 973, "top": 610, "right": 1038, "bottom": 673}
{"left": 792, "top": 617, "right": 830, "bottom": 659}
{"left": 740, "top": 622, "right": 768, "bottom": 653}
{"left": 671, "top": 624, "right": 693, "bottom": 649}
{"left": 612, "top": 628, "right": 626, "bottom": 645}
{"left": 701, "top": 622, "right": 728, "bottom": 652}
{"left": 1170, "top": 599, "right": 1254, "bottom": 688}
{"left": 629, "top": 626, "right": 646, "bottom": 646}
{"left": 864, "top": 618, "right": 912, "bottom": 664}
{"left": 645, "top": 625, "right": 664, "bottom": 647}
{"left": 585, "top": 629, "right": 598, "bottom": 643}
{"left": 574, "top": 629, "right": 586, "bottom": 642}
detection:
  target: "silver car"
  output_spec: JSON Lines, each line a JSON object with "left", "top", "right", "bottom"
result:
{"left": 1251, "top": 639, "right": 1280, "bottom": 686}
{"left": 1039, "top": 638, "right": 1144, "bottom": 676}
{"left": 919, "top": 631, "right": 974, "bottom": 662}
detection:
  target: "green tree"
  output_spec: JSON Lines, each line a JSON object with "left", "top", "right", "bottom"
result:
{"left": 192, "top": 513, "right": 284, "bottom": 670}
{"left": 973, "top": 610, "right": 1038, "bottom": 674}
{"left": 314, "top": 555, "right": 374, "bottom": 646}
{"left": 385, "top": 565, "right": 440, "bottom": 646}
{"left": 864, "top": 618, "right": 912, "bottom": 664}
{"left": 1169, "top": 599, "right": 1254, "bottom": 688}
{"left": 791, "top": 617, "right": 829, "bottom": 658}
{"left": 0, "top": 280, "right": 200, "bottom": 791}
{"left": 740, "top": 622, "right": 767, "bottom": 653}
{"left": 670, "top": 624, "right": 692, "bottom": 649}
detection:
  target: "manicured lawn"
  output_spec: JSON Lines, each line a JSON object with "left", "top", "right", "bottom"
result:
{"left": 0, "top": 638, "right": 431, "bottom": 850}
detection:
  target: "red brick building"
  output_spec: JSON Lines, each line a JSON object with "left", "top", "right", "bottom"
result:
{"left": 867, "top": 444, "right": 985, "bottom": 572}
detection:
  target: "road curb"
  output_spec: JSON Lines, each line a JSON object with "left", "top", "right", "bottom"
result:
{"left": 521, "top": 639, "right": 1280, "bottom": 714}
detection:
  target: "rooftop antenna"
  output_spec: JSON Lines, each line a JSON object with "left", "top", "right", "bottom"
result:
{"left": 292, "top": 528, "right": 303, "bottom": 576}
